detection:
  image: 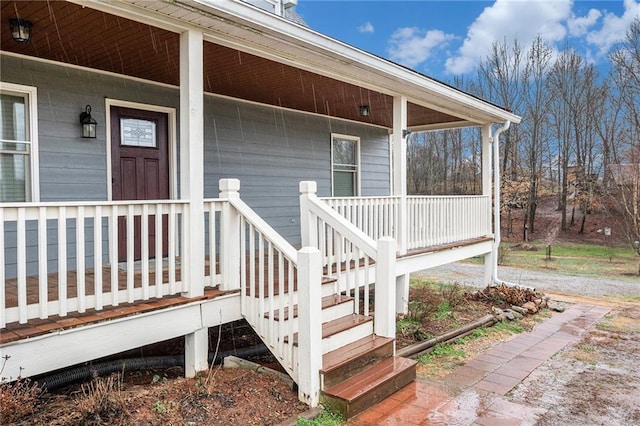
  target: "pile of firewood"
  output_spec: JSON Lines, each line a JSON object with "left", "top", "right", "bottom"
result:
{"left": 470, "top": 284, "right": 549, "bottom": 314}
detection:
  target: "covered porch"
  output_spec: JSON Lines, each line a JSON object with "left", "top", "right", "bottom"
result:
{"left": 1, "top": 0, "right": 520, "bottom": 409}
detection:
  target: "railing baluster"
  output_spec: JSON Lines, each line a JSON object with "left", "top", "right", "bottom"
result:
{"left": 240, "top": 217, "right": 247, "bottom": 316}
{"left": 94, "top": 206, "right": 103, "bottom": 311}
{"left": 268, "top": 243, "right": 274, "bottom": 346}
{"left": 209, "top": 202, "right": 217, "bottom": 286}
{"left": 155, "top": 203, "right": 163, "bottom": 298}
{"left": 38, "top": 207, "right": 48, "bottom": 318}
{"left": 110, "top": 205, "right": 119, "bottom": 306}
{"left": 258, "top": 232, "right": 265, "bottom": 337}
{"left": 17, "top": 208, "right": 27, "bottom": 323}
{"left": 58, "top": 206, "right": 67, "bottom": 317}
{"left": 126, "top": 205, "right": 135, "bottom": 303}
{"left": 287, "top": 259, "right": 295, "bottom": 370}
{"left": 141, "top": 204, "right": 149, "bottom": 300}
{"left": 249, "top": 223, "right": 256, "bottom": 324}
{"left": 168, "top": 203, "right": 176, "bottom": 294}
{"left": 277, "top": 249, "right": 285, "bottom": 356}
{"left": 77, "top": 206, "right": 86, "bottom": 313}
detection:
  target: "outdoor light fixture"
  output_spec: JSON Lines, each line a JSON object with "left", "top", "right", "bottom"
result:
{"left": 79, "top": 105, "right": 97, "bottom": 138}
{"left": 403, "top": 129, "right": 412, "bottom": 138}
{"left": 9, "top": 18, "right": 32, "bottom": 43}
{"left": 359, "top": 105, "right": 370, "bottom": 117}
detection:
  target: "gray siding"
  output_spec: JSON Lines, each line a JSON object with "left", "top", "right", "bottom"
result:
{"left": 1, "top": 54, "right": 390, "bottom": 277}
{"left": 203, "top": 97, "right": 390, "bottom": 242}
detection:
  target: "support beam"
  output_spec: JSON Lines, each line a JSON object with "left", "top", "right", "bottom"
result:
{"left": 185, "top": 327, "right": 209, "bottom": 377}
{"left": 393, "top": 96, "right": 410, "bottom": 314}
{"left": 179, "top": 29, "right": 205, "bottom": 298}
{"left": 482, "top": 124, "right": 493, "bottom": 284}
{"left": 297, "top": 247, "right": 322, "bottom": 407}
{"left": 180, "top": 28, "right": 207, "bottom": 378}
{"left": 376, "top": 237, "right": 397, "bottom": 339}
{"left": 392, "top": 96, "right": 408, "bottom": 254}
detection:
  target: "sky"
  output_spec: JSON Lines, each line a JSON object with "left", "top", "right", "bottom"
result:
{"left": 295, "top": 0, "right": 640, "bottom": 81}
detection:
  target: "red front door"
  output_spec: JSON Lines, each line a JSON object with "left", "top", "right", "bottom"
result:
{"left": 111, "top": 106, "right": 169, "bottom": 262}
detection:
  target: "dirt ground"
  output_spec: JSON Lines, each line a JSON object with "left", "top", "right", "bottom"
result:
{"left": 502, "top": 194, "right": 628, "bottom": 246}
{"left": 509, "top": 301, "right": 640, "bottom": 425}
{"left": 5, "top": 287, "right": 639, "bottom": 424}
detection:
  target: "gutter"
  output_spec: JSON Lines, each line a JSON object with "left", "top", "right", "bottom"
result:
{"left": 491, "top": 121, "right": 536, "bottom": 291}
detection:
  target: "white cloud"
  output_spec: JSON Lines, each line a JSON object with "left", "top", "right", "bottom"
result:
{"left": 586, "top": 0, "right": 640, "bottom": 55}
{"left": 387, "top": 27, "right": 456, "bottom": 68}
{"left": 445, "top": 0, "right": 572, "bottom": 75}
{"left": 358, "top": 22, "right": 374, "bottom": 34}
{"left": 568, "top": 9, "right": 602, "bottom": 37}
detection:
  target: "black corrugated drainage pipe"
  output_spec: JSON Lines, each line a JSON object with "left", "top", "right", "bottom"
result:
{"left": 35, "top": 343, "right": 269, "bottom": 391}
{"left": 396, "top": 314, "right": 497, "bottom": 359}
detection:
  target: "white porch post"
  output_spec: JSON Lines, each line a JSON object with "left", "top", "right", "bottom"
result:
{"left": 482, "top": 124, "right": 494, "bottom": 284}
{"left": 299, "top": 181, "right": 318, "bottom": 248}
{"left": 375, "top": 237, "right": 397, "bottom": 339}
{"left": 180, "top": 28, "right": 207, "bottom": 377}
{"left": 393, "top": 96, "right": 410, "bottom": 314}
{"left": 219, "top": 179, "right": 241, "bottom": 291}
{"left": 297, "top": 246, "right": 322, "bottom": 407}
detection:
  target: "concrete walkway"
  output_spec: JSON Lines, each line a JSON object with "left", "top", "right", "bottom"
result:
{"left": 349, "top": 304, "right": 610, "bottom": 425}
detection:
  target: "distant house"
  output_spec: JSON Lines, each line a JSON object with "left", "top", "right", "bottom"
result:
{"left": 0, "top": 0, "right": 520, "bottom": 416}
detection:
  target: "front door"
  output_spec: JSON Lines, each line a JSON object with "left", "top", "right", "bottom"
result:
{"left": 111, "top": 106, "right": 169, "bottom": 262}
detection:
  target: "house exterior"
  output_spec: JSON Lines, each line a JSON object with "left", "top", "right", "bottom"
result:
{"left": 0, "top": 0, "right": 520, "bottom": 413}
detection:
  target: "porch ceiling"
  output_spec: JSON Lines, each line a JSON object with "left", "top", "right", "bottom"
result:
{"left": 0, "top": 0, "right": 465, "bottom": 129}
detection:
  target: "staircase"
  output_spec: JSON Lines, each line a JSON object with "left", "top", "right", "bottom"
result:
{"left": 275, "top": 278, "right": 417, "bottom": 418}
{"left": 226, "top": 179, "right": 416, "bottom": 417}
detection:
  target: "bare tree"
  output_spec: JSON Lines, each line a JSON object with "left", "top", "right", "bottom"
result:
{"left": 521, "top": 36, "right": 553, "bottom": 234}
{"left": 610, "top": 18, "right": 640, "bottom": 249}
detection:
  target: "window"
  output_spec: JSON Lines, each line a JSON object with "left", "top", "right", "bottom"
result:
{"left": 332, "top": 134, "right": 359, "bottom": 197}
{"left": 0, "top": 83, "right": 38, "bottom": 202}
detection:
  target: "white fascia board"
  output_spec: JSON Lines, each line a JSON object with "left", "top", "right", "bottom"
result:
{"left": 88, "top": 0, "right": 521, "bottom": 125}
{"left": 410, "top": 120, "right": 480, "bottom": 132}
{"left": 183, "top": 0, "right": 522, "bottom": 125}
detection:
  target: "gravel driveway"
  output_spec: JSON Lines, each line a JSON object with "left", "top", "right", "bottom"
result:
{"left": 414, "top": 262, "right": 640, "bottom": 298}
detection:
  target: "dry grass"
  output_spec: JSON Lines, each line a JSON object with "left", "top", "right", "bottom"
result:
{"left": 0, "top": 378, "right": 42, "bottom": 424}
{"left": 75, "top": 374, "right": 127, "bottom": 424}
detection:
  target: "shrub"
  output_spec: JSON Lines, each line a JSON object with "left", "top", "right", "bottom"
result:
{"left": 0, "top": 378, "right": 42, "bottom": 424}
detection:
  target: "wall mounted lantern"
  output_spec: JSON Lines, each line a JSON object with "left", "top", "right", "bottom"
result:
{"left": 402, "top": 129, "right": 412, "bottom": 138}
{"left": 359, "top": 105, "right": 370, "bottom": 117}
{"left": 9, "top": 18, "right": 32, "bottom": 43}
{"left": 79, "top": 105, "right": 97, "bottom": 138}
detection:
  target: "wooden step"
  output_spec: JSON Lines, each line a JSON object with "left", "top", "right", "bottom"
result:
{"left": 286, "top": 314, "right": 373, "bottom": 347}
{"left": 321, "top": 335, "right": 394, "bottom": 390}
{"left": 321, "top": 356, "right": 417, "bottom": 419}
{"left": 265, "top": 294, "right": 353, "bottom": 321}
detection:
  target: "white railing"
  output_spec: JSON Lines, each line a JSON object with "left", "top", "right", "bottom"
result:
{"left": 0, "top": 200, "right": 188, "bottom": 327}
{"left": 321, "top": 196, "right": 400, "bottom": 242}
{"left": 203, "top": 200, "right": 224, "bottom": 288}
{"left": 216, "top": 180, "right": 300, "bottom": 382}
{"left": 321, "top": 195, "right": 492, "bottom": 252}
{"left": 407, "top": 195, "right": 491, "bottom": 250}
{"left": 301, "top": 182, "right": 396, "bottom": 339}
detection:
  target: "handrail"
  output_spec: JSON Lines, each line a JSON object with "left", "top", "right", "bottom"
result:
{"left": 304, "top": 195, "right": 378, "bottom": 259}
{"left": 227, "top": 197, "right": 298, "bottom": 264}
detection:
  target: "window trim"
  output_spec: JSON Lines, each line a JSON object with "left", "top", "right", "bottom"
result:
{"left": 0, "top": 82, "right": 39, "bottom": 202}
{"left": 330, "top": 133, "right": 361, "bottom": 197}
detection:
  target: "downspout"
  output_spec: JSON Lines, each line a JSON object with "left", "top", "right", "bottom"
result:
{"left": 491, "top": 121, "right": 535, "bottom": 290}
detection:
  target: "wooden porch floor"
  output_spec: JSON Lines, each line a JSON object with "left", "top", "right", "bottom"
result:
{"left": 1, "top": 237, "right": 492, "bottom": 345}
{"left": 1, "top": 260, "right": 228, "bottom": 345}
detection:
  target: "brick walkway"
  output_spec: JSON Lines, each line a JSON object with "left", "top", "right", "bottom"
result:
{"left": 349, "top": 304, "right": 610, "bottom": 425}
